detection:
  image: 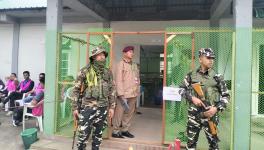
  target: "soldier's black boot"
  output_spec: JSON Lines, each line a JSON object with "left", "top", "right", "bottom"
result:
{"left": 209, "top": 145, "right": 219, "bottom": 150}
{"left": 77, "top": 143, "right": 86, "bottom": 150}
{"left": 92, "top": 145, "right": 99, "bottom": 150}
{"left": 186, "top": 141, "right": 197, "bottom": 150}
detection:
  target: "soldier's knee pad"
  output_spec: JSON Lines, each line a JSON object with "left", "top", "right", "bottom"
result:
{"left": 91, "top": 143, "right": 100, "bottom": 150}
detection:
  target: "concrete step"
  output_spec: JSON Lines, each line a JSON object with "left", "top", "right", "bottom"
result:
{"left": 31, "top": 134, "right": 169, "bottom": 150}
{"left": 101, "top": 138, "right": 168, "bottom": 150}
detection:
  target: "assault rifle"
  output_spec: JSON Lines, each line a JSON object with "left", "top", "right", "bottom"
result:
{"left": 192, "top": 82, "right": 218, "bottom": 137}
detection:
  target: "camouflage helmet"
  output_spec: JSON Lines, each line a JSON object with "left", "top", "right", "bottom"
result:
{"left": 198, "top": 48, "right": 215, "bottom": 58}
{"left": 90, "top": 47, "right": 108, "bottom": 60}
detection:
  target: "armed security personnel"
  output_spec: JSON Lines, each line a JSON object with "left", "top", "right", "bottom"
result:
{"left": 179, "top": 48, "right": 230, "bottom": 150}
{"left": 72, "top": 47, "right": 115, "bottom": 150}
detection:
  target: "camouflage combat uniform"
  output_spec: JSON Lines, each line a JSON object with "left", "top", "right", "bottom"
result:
{"left": 72, "top": 47, "right": 115, "bottom": 150}
{"left": 179, "top": 48, "right": 230, "bottom": 150}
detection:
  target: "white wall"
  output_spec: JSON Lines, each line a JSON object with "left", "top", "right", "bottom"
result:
{"left": 0, "top": 24, "right": 14, "bottom": 80}
{"left": 18, "top": 23, "right": 46, "bottom": 82}
{"left": 13, "top": 22, "right": 103, "bottom": 83}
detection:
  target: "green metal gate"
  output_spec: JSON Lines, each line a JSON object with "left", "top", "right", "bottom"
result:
{"left": 51, "top": 27, "right": 263, "bottom": 150}
{"left": 251, "top": 29, "right": 264, "bottom": 150}
{"left": 163, "top": 27, "right": 234, "bottom": 150}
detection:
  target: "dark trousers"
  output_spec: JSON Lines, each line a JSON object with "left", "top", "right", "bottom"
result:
{"left": 3, "top": 92, "right": 23, "bottom": 111}
{"left": 0, "top": 89, "right": 8, "bottom": 97}
{"left": 0, "top": 90, "right": 8, "bottom": 103}
{"left": 77, "top": 106, "right": 108, "bottom": 150}
{"left": 186, "top": 107, "right": 219, "bottom": 150}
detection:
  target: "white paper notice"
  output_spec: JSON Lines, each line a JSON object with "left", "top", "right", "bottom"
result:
{"left": 163, "top": 87, "right": 182, "bottom": 101}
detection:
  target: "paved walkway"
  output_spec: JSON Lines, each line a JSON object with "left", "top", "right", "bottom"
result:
{"left": 31, "top": 107, "right": 168, "bottom": 150}
{"left": 0, "top": 111, "right": 24, "bottom": 149}
{"left": 0, "top": 109, "right": 44, "bottom": 150}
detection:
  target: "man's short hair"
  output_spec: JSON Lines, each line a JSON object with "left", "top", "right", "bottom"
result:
{"left": 11, "top": 73, "right": 17, "bottom": 77}
{"left": 39, "top": 73, "right": 45, "bottom": 77}
{"left": 23, "top": 71, "right": 30, "bottom": 76}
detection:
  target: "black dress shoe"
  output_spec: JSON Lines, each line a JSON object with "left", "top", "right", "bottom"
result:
{"left": 112, "top": 132, "right": 124, "bottom": 138}
{"left": 122, "top": 131, "right": 134, "bottom": 138}
{"left": 136, "top": 111, "right": 142, "bottom": 115}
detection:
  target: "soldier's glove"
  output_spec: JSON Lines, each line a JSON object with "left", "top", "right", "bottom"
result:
{"left": 120, "top": 97, "right": 130, "bottom": 113}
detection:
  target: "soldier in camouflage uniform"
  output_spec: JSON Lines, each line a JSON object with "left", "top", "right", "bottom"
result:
{"left": 72, "top": 47, "right": 115, "bottom": 150}
{"left": 179, "top": 48, "right": 230, "bottom": 150}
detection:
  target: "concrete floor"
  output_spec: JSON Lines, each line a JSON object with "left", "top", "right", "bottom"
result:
{"left": 3, "top": 106, "right": 264, "bottom": 150}
{"left": 123, "top": 107, "right": 163, "bottom": 144}
{"left": 0, "top": 110, "right": 37, "bottom": 150}
{"left": 31, "top": 107, "right": 167, "bottom": 150}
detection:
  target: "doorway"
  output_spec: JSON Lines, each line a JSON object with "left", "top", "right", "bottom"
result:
{"left": 140, "top": 45, "right": 164, "bottom": 108}
{"left": 111, "top": 33, "right": 165, "bottom": 145}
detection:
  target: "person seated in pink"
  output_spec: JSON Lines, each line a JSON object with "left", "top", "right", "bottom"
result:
{"left": 0, "top": 73, "right": 19, "bottom": 98}
{"left": 0, "top": 71, "right": 34, "bottom": 116}
{"left": 12, "top": 90, "right": 44, "bottom": 126}
{"left": 22, "top": 73, "right": 45, "bottom": 103}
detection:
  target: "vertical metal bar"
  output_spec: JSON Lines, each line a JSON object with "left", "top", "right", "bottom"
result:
{"left": 86, "top": 33, "right": 90, "bottom": 64}
{"left": 231, "top": 31, "right": 236, "bottom": 150}
{"left": 107, "top": 32, "right": 114, "bottom": 139}
{"left": 77, "top": 40, "right": 80, "bottom": 73}
{"left": 54, "top": 32, "right": 61, "bottom": 133}
{"left": 191, "top": 32, "right": 195, "bottom": 70}
{"left": 162, "top": 32, "right": 167, "bottom": 144}
{"left": 110, "top": 33, "right": 114, "bottom": 69}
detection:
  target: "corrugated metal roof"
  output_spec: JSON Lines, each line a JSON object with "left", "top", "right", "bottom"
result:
{"left": 0, "top": 0, "right": 46, "bottom": 9}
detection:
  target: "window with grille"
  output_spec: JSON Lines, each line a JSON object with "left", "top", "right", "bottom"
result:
{"left": 60, "top": 51, "right": 70, "bottom": 80}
